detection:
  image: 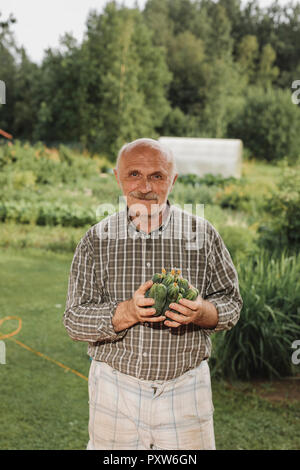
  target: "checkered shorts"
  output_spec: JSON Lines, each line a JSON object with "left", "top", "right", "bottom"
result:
{"left": 87, "top": 359, "right": 215, "bottom": 450}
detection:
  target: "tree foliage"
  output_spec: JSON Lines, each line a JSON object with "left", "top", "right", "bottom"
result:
{"left": 0, "top": 0, "right": 300, "bottom": 161}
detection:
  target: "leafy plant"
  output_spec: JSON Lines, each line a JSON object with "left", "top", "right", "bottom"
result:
{"left": 214, "top": 182, "right": 251, "bottom": 210}
{"left": 210, "top": 249, "right": 300, "bottom": 380}
{"left": 257, "top": 162, "right": 300, "bottom": 253}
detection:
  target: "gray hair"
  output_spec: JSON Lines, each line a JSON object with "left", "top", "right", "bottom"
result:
{"left": 115, "top": 138, "right": 177, "bottom": 177}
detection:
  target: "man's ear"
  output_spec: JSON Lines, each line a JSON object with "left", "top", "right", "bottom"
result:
{"left": 113, "top": 168, "right": 120, "bottom": 187}
{"left": 172, "top": 173, "right": 179, "bottom": 186}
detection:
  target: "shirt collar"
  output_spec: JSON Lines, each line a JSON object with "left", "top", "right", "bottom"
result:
{"left": 126, "top": 199, "right": 172, "bottom": 236}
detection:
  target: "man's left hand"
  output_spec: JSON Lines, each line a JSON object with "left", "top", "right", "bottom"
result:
{"left": 164, "top": 295, "right": 204, "bottom": 328}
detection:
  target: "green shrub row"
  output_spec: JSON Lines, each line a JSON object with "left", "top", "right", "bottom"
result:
{"left": 177, "top": 173, "right": 238, "bottom": 187}
{"left": 0, "top": 201, "right": 101, "bottom": 227}
{"left": 0, "top": 141, "right": 113, "bottom": 185}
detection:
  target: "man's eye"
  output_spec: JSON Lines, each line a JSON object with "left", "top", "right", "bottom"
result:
{"left": 129, "top": 172, "right": 162, "bottom": 178}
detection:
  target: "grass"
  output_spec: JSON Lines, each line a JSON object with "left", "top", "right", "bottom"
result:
{"left": 0, "top": 247, "right": 299, "bottom": 450}
{"left": 213, "top": 380, "right": 300, "bottom": 450}
{"left": 241, "top": 158, "right": 283, "bottom": 191}
{"left": 0, "top": 247, "right": 90, "bottom": 450}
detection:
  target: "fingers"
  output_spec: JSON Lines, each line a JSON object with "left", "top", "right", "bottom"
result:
{"left": 167, "top": 302, "right": 189, "bottom": 315}
{"left": 138, "top": 305, "right": 166, "bottom": 322}
{"left": 164, "top": 318, "right": 181, "bottom": 328}
{"left": 165, "top": 310, "right": 187, "bottom": 325}
{"left": 139, "top": 307, "right": 157, "bottom": 316}
{"left": 176, "top": 298, "right": 198, "bottom": 311}
{"left": 138, "top": 297, "right": 155, "bottom": 308}
{"left": 143, "top": 315, "right": 166, "bottom": 323}
{"left": 138, "top": 280, "right": 153, "bottom": 294}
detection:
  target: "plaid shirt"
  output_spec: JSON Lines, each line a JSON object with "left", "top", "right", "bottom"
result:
{"left": 63, "top": 199, "right": 243, "bottom": 381}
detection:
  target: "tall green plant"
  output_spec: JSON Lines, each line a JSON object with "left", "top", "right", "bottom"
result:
{"left": 210, "top": 249, "right": 300, "bottom": 380}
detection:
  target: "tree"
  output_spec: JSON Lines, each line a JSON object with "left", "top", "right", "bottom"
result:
{"left": 236, "top": 34, "right": 259, "bottom": 84}
{"left": 80, "top": 2, "right": 171, "bottom": 158}
{"left": 227, "top": 87, "right": 300, "bottom": 162}
{"left": 0, "top": 12, "right": 17, "bottom": 134}
{"left": 256, "top": 43, "right": 279, "bottom": 89}
{"left": 13, "top": 48, "right": 41, "bottom": 139}
{"left": 203, "top": 1, "right": 233, "bottom": 60}
{"left": 32, "top": 34, "right": 85, "bottom": 143}
{"left": 166, "top": 0, "right": 198, "bottom": 35}
{"left": 166, "top": 31, "right": 205, "bottom": 114}
{"left": 197, "top": 2, "right": 244, "bottom": 137}
{"left": 143, "top": 0, "right": 174, "bottom": 48}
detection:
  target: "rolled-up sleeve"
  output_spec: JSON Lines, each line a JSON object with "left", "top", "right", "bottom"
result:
{"left": 204, "top": 228, "right": 243, "bottom": 333}
{"left": 63, "top": 236, "right": 128, "bottom": 343}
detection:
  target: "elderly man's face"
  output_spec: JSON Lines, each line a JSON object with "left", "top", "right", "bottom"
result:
{"left": 113, "top": 146, "right": 178, "bottom": 219}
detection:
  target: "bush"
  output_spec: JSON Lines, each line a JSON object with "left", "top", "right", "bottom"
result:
{"left": 228, "top": 87, "right": 300, "bottom": 163}
{"left": 170, "top": 182, "right": 218, "bottom": 206}
{"left": 257, "top": 162, "right": 300, "bottom": 253}
{"left": 210, "top": 249, "right": 300, "bottom": 380}
{"left": 218, "top": 225, "right": 259, "bottom": 263}
{"left": 214, "top": 181, "right": 251, "bottom": 210}
{"left": 11, "top": 171, "right": 37, "bottom": 190}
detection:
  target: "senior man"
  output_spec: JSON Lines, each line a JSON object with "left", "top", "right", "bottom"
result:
{"left": 63, "top": 138, "right": 243, "bottom": 450}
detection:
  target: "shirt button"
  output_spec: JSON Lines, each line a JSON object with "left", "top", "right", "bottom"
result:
{"left": 143, "top": 352, "right": 147, "bottom": 357}
{"left": 144, "top": 322, "right": 149, "bottom": 327}
{"left": 146, "top": 262, "right": 151, "bottom": 268}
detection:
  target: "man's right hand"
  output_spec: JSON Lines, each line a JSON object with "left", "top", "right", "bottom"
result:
{"left": 129, "top": 279, "right": 167, "bottom": 324}
{"left": 112, "top": 280, "right": 166, "bottom": 332}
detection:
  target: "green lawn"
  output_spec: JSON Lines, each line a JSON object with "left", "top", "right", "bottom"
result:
{"left": 0, "top": 247, "right": 299, "bottom": 450}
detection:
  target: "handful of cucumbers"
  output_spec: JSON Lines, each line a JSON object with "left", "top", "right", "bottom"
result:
{"left": 145, "top": 268, "right": 199, "bottom": 317}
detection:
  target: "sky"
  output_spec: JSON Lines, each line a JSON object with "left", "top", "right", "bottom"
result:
{"left": 0, "top": 0, "right": 293, "bottom": 64}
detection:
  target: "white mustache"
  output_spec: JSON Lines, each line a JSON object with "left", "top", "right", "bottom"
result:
{"left": 132, "top": 195, "right": 158, "bottom": 200}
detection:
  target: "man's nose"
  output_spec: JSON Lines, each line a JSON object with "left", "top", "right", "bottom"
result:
{"left": 137, "top": 177, "right": 153, "bottom": 193}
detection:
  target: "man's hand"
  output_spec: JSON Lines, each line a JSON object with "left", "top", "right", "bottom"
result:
{"left": 164, "top": 285, "right": 219, "bottom": 329}
{"left": 112, "top": 280, "right": 166, "bottom": 332}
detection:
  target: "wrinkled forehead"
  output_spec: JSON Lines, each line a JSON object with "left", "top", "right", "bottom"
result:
{"left": 119, "top": 145, "right": 173, "bottom": 172}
